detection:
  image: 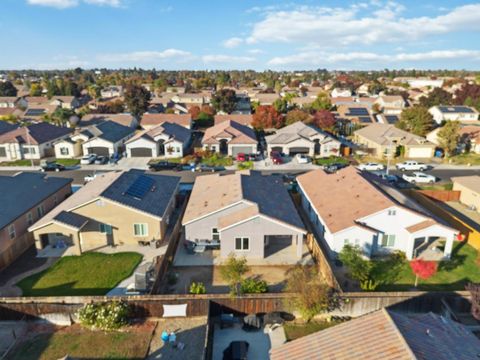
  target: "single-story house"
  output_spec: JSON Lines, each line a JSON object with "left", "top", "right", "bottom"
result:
{"left": 429, "top": 105, "right": 479, "bottom": 124}
{"left": 140, "top": 113, "right": 192, "bottom": 130}
{"left": 171, "top": 93, "right": 207, "bottom": 106}
{"left": 297, "top": 167, "right": 458, "bottom": 260}
{"left": 265, "top": 121, "right": 341, "bottom": 157}
{"left": 452, "top": 175, "right": 480, "bottom": 212}
{"left": 0, "top": 172, "right": 71, "bottom": 269}
{"left": 427, "top": 125, "right": 480, "bottom": 154}
{"left": 354, "top": 123, "right": 435, "bottom": 159}
{"left": 29, "top": 169, "right": 180, "bottom": 254}
{"left": 50, "top": 96, "right": 80, "bottom": 110}
{"left": 100, "top": 86, "right": 123, "bottom": 99}
{"left": 126, "top": 122, "right": 192, "bottom": 158}
{"left": 79, "top": 113, "right": 138, "bottom": 129}
{"left": 249, "top": 93, "right": 279, "bottom": 105}
{"left": 82, "top": 121, "right": 136, "bottom": 157}
{"left": 331, "top": 88, "right": 352, "bottom": 98}
{"left": 0, "top": 97, "right": 20, "bottom": 108}
{"left": 374, "top": 95, "right": 405, "bottom": 115}
{"left": 336, "top": 105, "right": 376, "bottom": 125}
{"left": 202, "top": 119, "right": 257, "bottom": 156}
{"left": 0, "top": 121, "right": 18, "bottom": 135}
{"left": 214, "top": 114, "right": 253, "bottom": 127}
{"left": 0, "top": 123, "right": 73, "bottom": 161}
{"left": 182, "top": 171, "right": 306, "bottom": 262}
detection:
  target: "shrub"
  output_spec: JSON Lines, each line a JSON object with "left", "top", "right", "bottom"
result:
{"left": 241, "top": 278, "right": 268, "bottom": 294}
{"left": 189, "top": 281, "right": 206, "bottom": 294}
{"left": 219, "top": 254, "right": 250, "bottom": 296}
{"left": 237, "top": 161, "right": 254, "bottom": 170}
{"left": 77, "top": 301, "right": 130, "bottom": 331}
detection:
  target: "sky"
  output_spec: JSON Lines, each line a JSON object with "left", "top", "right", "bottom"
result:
{"left": 1, "top": 0, "right": 480, "bottom": 70}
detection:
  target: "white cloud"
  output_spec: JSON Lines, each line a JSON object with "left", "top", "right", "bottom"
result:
{"left": 27, "top": 0, "right": 122, "bottom": 8}
{"left": 97, "top": 49, "right": 193, "bottom": 63}
{"left": 202, "top": 54, "right": 255, "bottom": 63}
{"left": 223, "top": 37, "right": 243, "bottom": 48}
{"left": 247, "top": 49, "right": 265, "bottom": 54}
{"left": 83, "top": 0, "right": 122, "bottom": 6}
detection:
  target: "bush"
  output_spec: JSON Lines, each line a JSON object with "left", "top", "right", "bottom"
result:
{"left": 314, "top": 156, "right": 349, "bottom": 166}
{"left": 241, "top": 278, "right": 268, "bottom": 294}
{"left": 189, "top": 281, "right": 206, "bottom": 294}
{"left": 77, "top": 301, "right": 130, "bottom": 331}
{"left": 237, "top": 161, "right": 254, "bottom": 170}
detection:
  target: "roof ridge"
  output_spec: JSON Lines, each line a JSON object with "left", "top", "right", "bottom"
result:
{"left": 383, "top": 309, "right": 418, "bottom": 360}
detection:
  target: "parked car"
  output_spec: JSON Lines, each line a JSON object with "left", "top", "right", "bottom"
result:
{"left": 195, "top": 164, "right": 225, "bottom": 172}
{"left": 396, "top": 161, "right": 428, "bottom": 171}
{"left": 84, "top": 171, "right": 107, "bottom": 183}
{"left": 94, "top": 155, "right": 108, "bottom": 165}
{"left": 370, "top": 170, "right": 398, "bottom": 184}
{"left": 357, "top": 162, "right": 385, "bottom": 171}
{"left": 247, "top": 153, "right": 259, "bottom": 161}
{"left": 402, "top": 172, "right": 436, "bottom": 184}
{"left": 295, "top": 154, "right": 310, "bottom": 164}
{"left": 236, "top": 153, "right": 247, "bottom": 162}
{"left": 323, "top": 163, "right": 348, "bottom": 174}
{"left": 148, "top": 161, "right": 178, "bottom": 171}
{"left": 175, "top": 163, "right": 196, "bottom": 171}
{"left": 270, "top": 151, "right": 283, "bottom": 165}
{"left": 41, "top": 162, "right": 65, "bottom": 172}
{"left": 80, "top": 154, "right": 96, "bottom": 165}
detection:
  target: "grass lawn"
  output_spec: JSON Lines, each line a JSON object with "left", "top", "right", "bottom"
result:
{"left": 378, "top": 242, "right": 480, "bottom": 291}
{"left": 7, "top": 324, "right": 153, "bottom": 360}
{"left": 314, "top": 156, "right": 349, "bottom": 166}
{"left": 284, "top": 320, "right": 344, "bottom": 341}
{"left": 17, "top": 252, "right": 142, "bottom": 296}
{"left": 201, "top": 154, "right": 233, "bottom": 166}
{"left": 417, "top": 182, "right": 453, "bottom": 191}
{"left": 54, "top": 158, "right": 80, "bottom": 166}
{"left": 446, "top": 153, "right": 480, "bottom": 165}
{"left": 237, "top": 161, "right": 254, "bottom": 170}
{"left": 0, "top": 159, "right": 36, "bottom": 167}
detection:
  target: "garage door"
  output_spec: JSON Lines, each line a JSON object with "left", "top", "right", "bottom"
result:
{"left": 231, "top": 146, "right": 253, "bottom": 157}
{"left": 288, "top": 147, "right": 310, "bottom": 156}
{"left": 271, "top": 146, "right": 283, "bottom": 153}
{"left": 87, "top": 147, "right": 110, "bottom": 157}
{"left": 130, "top": 148, "right": 153, "bottom": 157}
{"left": 408, "top": 147, "right": 433, "bottom": 158}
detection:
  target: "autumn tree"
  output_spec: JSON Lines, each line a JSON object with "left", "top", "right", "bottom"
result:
{"left": 285, "top": 109, "right": 311, "bottom": 125}
{"left": 410, "top": 259, "right": 437, "bottom": 287}
{"left": 311, "top": 109, "right": 336, "bottom": 131}
{"left": 396, "top": 106, "right": 434, "bottom": 136}
{"left": 188, "top": 105, "right": 201, "bottom": 120}
{"left": 0, "top": 81, "right": 18, "bottom": 96}
{"left": 419, "top": 87, "right": 453, "bottom": 108}
{"left": 29, "top": 83, "right": 43, "bottom": 96}
{"left": 124, "top": 83, "right": 151, "bottom": 118}
{"left": 252, "top": 105, "right": 284, "bottom": 130}
{"left": 95, "top": 99, "right": 125, "bottom": 114}
{"left": 211, "top": 89, "right": 237, "bottom": 114}
{"left": 454, "top": 83, "right": 480, "bottom": 110}
{"left": 437, "top": 121, "right": 461, "bottom": 157}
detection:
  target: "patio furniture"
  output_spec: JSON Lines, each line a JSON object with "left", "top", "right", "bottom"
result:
{"left": 223, "top": 341, "right": 249, "bottom": 360}
{"left": 242, "top": 314, "right": 262, "bottom": 332}
{"left": 194, "top": 239, "right": 221, "bottom": 250}
{"left": 263, "top": 312, "right": 285, "bottom": 326}
{"left": 193, "top": 245, "right": 206, "bottom": 253}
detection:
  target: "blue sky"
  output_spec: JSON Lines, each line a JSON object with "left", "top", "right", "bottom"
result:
{"left": 1, "top": 0, "right": 480, "bottom": 70}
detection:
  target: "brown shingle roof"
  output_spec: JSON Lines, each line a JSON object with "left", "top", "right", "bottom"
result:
{"left": 202, "top": 120, "right": 257, "bottom": 145}
{"left": 141, "top": 113, "right": 191, "bottom": 129}
{"left": 81, "top": 114, "right": 134, "bottom": 127}
{"left": 452, "top": 175, "right": 480, "bottom": 194}
{"left": 406, "top": 219, "right": 437, "bottom": 233}
{"left": 214, "top": 114, "right": 253, "bottom": 126}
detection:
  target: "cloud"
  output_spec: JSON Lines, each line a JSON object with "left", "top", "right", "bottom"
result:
{"left": 97, "top": 49, "right": 193, "bottom": 63}
{"left": 243, "top": 2, "right": 480, "bottom": 47}
{"left": 83, "top": 0, "right": 122, "bottom": 6}
{"left": 247, "top": 49, "right": 265, "bottom": 54}
{"left": 27, "top": 0, "right": 122, "bottom": 8}
{"left": 202, "top": 54, "right": 256, "bottom": 64}
{"left": 223, "top": 37, "right": 243, "bottom": 48}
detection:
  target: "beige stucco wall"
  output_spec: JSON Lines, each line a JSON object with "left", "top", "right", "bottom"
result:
{"left": 33, "top": 222, "right": 81, "bottom": 255}
{"left": 453, "top": 182, "right": 480, "bottom": 211}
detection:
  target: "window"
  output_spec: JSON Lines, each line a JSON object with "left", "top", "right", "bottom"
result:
{"left": 134, "top": 223, "right": 148, "bottom": 237}
{"left": 99, "top": 223, "right": 112, "bottom": 235}
{"left": 37, "top": 205, "right": 44, "bottom": 218}
{"left": 26, "top": 212, "right": 33, "bottom": 226}
{"left": 60, "top": 147, "right": 69, "bottom": 155}
{"left": 53, "top": 195, "right": 58, "bottom": 205}
{"left": 388, "top": 209, "right": 396, "bottom": 216}
{"left": 212, "top": 228, "right": 220, "bottom": 241}
{"left": 343, "top": 239, "right": 349, "bottom": 245}
{"left": 7, "top": 224, "right": 15, "bottom": 239}
{"left": 381, "top": 234, "right": 396, "bottom": 247}
{"left": 235, "top": 237, "right": 249, "bottom": 251}
{"left": 23, "top": 146, "right": 36, "bottom": 154}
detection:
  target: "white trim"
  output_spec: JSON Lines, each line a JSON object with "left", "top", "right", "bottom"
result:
{"left": 52, "top": 220, "right": 87, "bottom": 232}
{"left": 182, "top": 200, "right": 248, "bottom": 226}
{"left": 218, "top": 213, "right": 306, "bottom": 234}
{"left": 234, "top": 236, "right": 250, "bottom": 251}
{"left": 211, "top": 227, "right": 220, "bottom": 241}
{"left": 133, "top": 223, "right": 149, "bottom": 237}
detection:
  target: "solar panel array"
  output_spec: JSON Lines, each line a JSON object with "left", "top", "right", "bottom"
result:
{"left": 25, "top": 109, "right": 46, "bottom": 116}
{"left": 438, "top": 106, "right": 474, "bottom": 113}
{"left": 125, "top": 175, "right": 155, "bottom": 200}
{"left": 385, "top": 115, "right": 399, "bottom": 124}
{"left": 358, "top": 116, "right": 372, "bottom": 123}
{"left": 347, "top": 107, "right": 369, "bottom": 116}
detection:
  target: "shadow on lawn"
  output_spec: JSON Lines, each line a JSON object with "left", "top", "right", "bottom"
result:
{"left": 18, "top": 281, "right": 113, "bottom": 297}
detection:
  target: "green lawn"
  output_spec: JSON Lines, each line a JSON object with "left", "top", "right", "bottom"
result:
{"left": 378, "top": 242, "right": 480, "bottom": 291}
{"left": 0, "top": 159, "right": 36, "bottom": 167}
{"left": 54, "top": 158, "right": 80, "bottom": 166}
{"left": 314, "top": 156, "right": 349, "bottom": 166}
{"left": 284, "top": 320, "right": 344, "bottom": 341}
{"left": 446, "top": 153, "right": 480, "bottom": 165}
{"left": 201, "top": 154, "right": 233, "bottom": 166}
{"left": 17, "top": 252, "right": 142, "bottom": 296}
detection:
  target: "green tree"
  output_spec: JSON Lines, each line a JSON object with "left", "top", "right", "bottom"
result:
{"left": 46, "top": 80, "right": 60, "bottom": 99}
{"left": 285, "top": 109, "right": 311, "bottom": 125}
{"left": 396, "top": 106, "right": 434, "bottom": 136}
{"left": 368, "top": 81, "right": 387, "bottom": 95}
{"left": 48, "top": 108, "right": 74, "bottom": 127}
{"left": 211, "top": 89, "right": 237, "bottom": 114}
{"left": 273, "top": 98, "right": 288, "bottom": 114}
{"left": 29, "top": 83, "right": 43, "bottom": 96}
{"left": 309, "top": 92, "right": 331, "bottom": 111}
{"left": 0, "top": 81, "right": 18, "bottom": 96}
{"left": 124, "top": 84, "right": 151, "bottom": 118}
{"left": 437, "top": 120, "right": 461, "bottom": 157}
{"left": 419, "top": 87, "right": 453, "bottom": 108}
{"left": 219, "top": 254, "right": 250, "bottom": 296}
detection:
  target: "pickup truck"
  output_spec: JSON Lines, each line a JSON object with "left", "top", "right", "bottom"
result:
{"left": 396, "top": 161, "right": 428, "bottom": 171}
{"left": 402, "top": 172, "right": 436, "bottom": 184}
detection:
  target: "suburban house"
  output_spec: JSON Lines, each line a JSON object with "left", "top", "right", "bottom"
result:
{"left": 82, "top": 121, "right": 136, "bottom": 157}
{"left": 374, "top": 95, "right": 405, "bottom": 115}
{"left": 0, "top": 172, "right": 72, "bottom": 269}
{"left": 0, "top": 123, "right": 73, "bottom": 161}
{"left": 395, "top": 77, "right": 444, "bottom": 88}
{"left": 0, "top": 121, "right": 18, "bottom": 135}
{"left": 50, "top": 96, "right": 80, "bottom": 110}
{"left": 297, "top": 167, "right": 458, "bottom": 260}
{"left": 100, "top": 86, "right": 123, "bottom": 99}
{"left": 201, "top": 120, "right": 257, "bottom": 156}
{"left": 29, "top": 170, "right": 180, "bottom": 255}
{"left": 265, "top": 121, "right": 341, "bottom": 157}
{"left": 0, "top": 97, "right": 20, "bottom": 108}
{"left": 171, "top": 93, "right": 207, "bottom": 106}
{"left": 214, "top": 114, "right": 253, "bottom": 127}
{"left": 354, "top": 123, "right": 435, "bottom": 159}
{"left": 331, "top": 88, "right": 352, "bottom": 98}
{"left": 79, "top": 113, "right": 138, "bottom": 129}
{"left": 427, "top": 125, "right": 480, "bottom": 154}
{"left": 54, "top": 128, "right": 98, "bottom": 159}
{"left": 452, "top": 176, "right": 480, "bottom": 212}
{"left": 250, "top": 93, "right": 279, "bottom": 105}
{"left": 336, "top": 105, "right": 376, "bottom": 125}
{"left": 376, "top": 114, "right": 400, "bottom": 125}
{"left": 126, "top": 122, "right": 192, "bottom": 158}
{"left": 270, "top": 308, "right": 480, "bottom": 360}
{"left": 182, "top": 171, "right": 306, "bottom": 262}
{"left": 428, "top": 105, "right": 479, "bottom": 124}
{"left": 140, "top": 113, "right": 192, "bottom": 130}
{"left": 331, "top": 96, "right": 376, "bottom": 110}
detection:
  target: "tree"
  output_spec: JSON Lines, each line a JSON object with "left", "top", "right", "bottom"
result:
{"left": 211, "top": 89, "right": 237, "bottom": 114}
{"left": 454, "top": 83, "right": 480, "bottom": 110}
{"left": 410, "top": 259, "right": 437, "bottom": 287}
{"left": 124, "top": 83, "right": 151, "bottom": 118}
{"left": 29, "top": 83, "right": 43, "bottom": 96}
{"left": 273, "top": 98, "right": 288, "bottom": 114}
{"left": 396, "top": 106, "right": 434, "bottom": 136}
{"left": 252, "top": 105, "right": 284, "bottom": 130}
{"left": 188, "top": 105, "right": 201, "bottom": 120}
{"left": 285, "top": 109, "right": 311, "bottom": 125}
{"left": 466, "top": 283, "right": 480, "bottom": 321}
{"left": 437, "top": 121, "right": 461, "bottom": 157}
{"left": 309, "top": 92, "right": 331, "bottom": 111}
{"left": 368, "top": 81, "right": 387, "bottom": 95}
{"left": 48, "top": 108, "right": 75, "bottom": 127}
{"left": 284, "top": 265, "right": 341, "bottom": 321}
{"left": 419, "top": 87, "right": 453, "bottom": 108}
{"left": 311, "top": 110, "right": 336, "bottom": 131}
{"left": 96, "top": 99, "right": 125, "bottom": 114}
{"left": 219, "top": 254, "right": 250, "bottom": 296}
{"left": 0, "top": 81, "right": 17, "bottom": 96}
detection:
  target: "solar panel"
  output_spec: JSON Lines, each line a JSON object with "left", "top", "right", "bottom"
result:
{"left": 385, "top": 115, "right": 399, "bottom": 124}
{"left": 358, "top": 116, "right": 372, "bottom": 123}
{"left": 25, "top": 108, "right": 46, "bottom": 116}
{"left": 347, "top": 107, "right": 369, "bottom": 116}
{"left": 125, "top": 175, "right": 155, "bottom": 200}
{"left": 438, "top": 106, "right": 474, "bottom": 113}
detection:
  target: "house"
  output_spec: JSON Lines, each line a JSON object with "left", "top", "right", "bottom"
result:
{"left": 50, "top": 96, "right": 79, "bottom": 110}
{"left": 0, "top": 121, "right": 18, "bottom": 135}
{"left": 202, "top": 120, "right": 257, "bottom": 156}
{"left": 100, "top": 86, "right": 123, "bottom": 99}
{"left": 376, "top": 114, "right": 400, "bottom": 125}
{"left": 0, "top": 172, "right": 72, "bottom": 269}
{"left": 395, "top": 77, "right": 444, "bottom": 88}
{"left": 21, "top": 105, "right": 58, "bottom": 121}
{"left": 250, "top": 93, "right": 279, "bottom": 105}
{"left": 82, "top": 121, "right": 135, "bottom": 157}
{"left": 140, "top": 113, "right": 192, "bottom": 130}
{"left": 0, "top": 123, "right": 73, "bottom": 161}
{"left": 426, "top": 125, "right": 480, "bottom": 154}
{"left": 331, "top": 96, "right": 376, "bottom": 109}
{"left": 336, "top": 105, "right": 376, "bottom": 125}
{"left": 452, "top": 176, "right": 480, "bottom": 212}
{"left": 265, "top": 121, "right": 341, "bottom": 157}
{"left": 182, "top": 171, "right": 306, "bottom": 261}
{"left": 297, "top": 167, "right": 457, "bottom": 260}
{"left": 214, "top": 114, "right": 253, "bottom": 127}
{"left": 331, "top": 88, "right": 352, "bottom": 98}
{"left": 270, "top": 308, "right": 480, "bottom": 360}
{"left": 126, "top": 122, "right": 192, "bottom": 158}
{"left": 374, "top": 95, "right": 405, "bottom": 115}
{"left": 171, "top": 93, "right": 206, "bottom": 106}
{"left": 29, "top": 170, "right": 180, "bottom": 254}
{"left": 354, "top": 123, "right": 435, "bottom": 159}
{"left": 428, "top": 106, "right": 479, "bottom": 124}
{"left": 0, "top": 97, "right": 20, "bottom": 108}
{"left": 79, "top": 113, "right": 138, "bottom": 129}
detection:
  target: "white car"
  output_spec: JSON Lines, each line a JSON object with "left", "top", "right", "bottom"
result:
{"left": 295, "top": 154, "right": 310, "bottom": 164}
{"left": 80, "top": 154, "right": 97, "bottom": 165}
{"left": 396, "top": 161, "right": 428, "bottom": 171}
{"left": 402, "top": 172, "right": 436, "bottom": 184}
{"left": 357, "top": 162, "right": 385, "bottom": 171}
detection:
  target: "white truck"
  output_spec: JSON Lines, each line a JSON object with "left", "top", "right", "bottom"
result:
{"left": 396, "top": 161, "right": 428, "bottom": 171}
{"left": 402, "top": 172, "right": 436, "bottom": 184}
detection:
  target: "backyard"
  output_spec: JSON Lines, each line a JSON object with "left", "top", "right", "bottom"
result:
{"left": 284, "top": 319, "right": 345, "bottom": 341}
{"left": 17, "top": 252, "right": 142, "bottom": 296}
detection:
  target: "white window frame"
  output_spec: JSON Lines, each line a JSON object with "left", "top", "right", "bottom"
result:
{"left": 60, "top": 147, "right": 69, "bottom": 155}
{"left": 388, "top": 209, "right": 396, "bottom": 216}
{"left": 7, "top": 224, "right": 15, "bottom": 239}
{"left": 133, "top": 223, "right": 148, "bottom": 237}
{"left": 381, "top": 234, "right": 396, "bottom": 247}
{"left": 235, "top": 237, "right": 249, "bottom": 251}
{"left": 26, "top": 212, "right": 33, "bottom": 226}
{"left": 212, "top": 227, "right": 220, "bottom": 241}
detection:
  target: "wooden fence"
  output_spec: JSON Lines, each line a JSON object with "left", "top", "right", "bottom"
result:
{"left": 419, "top": 190, "right": 461, "bottom": 202}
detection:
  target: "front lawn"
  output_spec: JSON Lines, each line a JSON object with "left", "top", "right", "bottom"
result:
{"left": 0, "top": 159, "right": 36, "bottom": 167}
{"left": 284, "top": 320, "right": 344, "bottom": 341}
{"left": 378, "top": 242, "right": 480, "bottom": 291}
{"left": 17, "top": 252, "right": 142, "bottom": 296}
{"left": 446, "top": 153, "right": 480, "bottom": 165}
{"left": 54, "top": 158, "right": 80, "bottom": 166}
{"left": 201, "top": 153, "right": 233, "bottom": 166}
{"left": 314, "top": 156, "right": 349, "bottom": 166}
